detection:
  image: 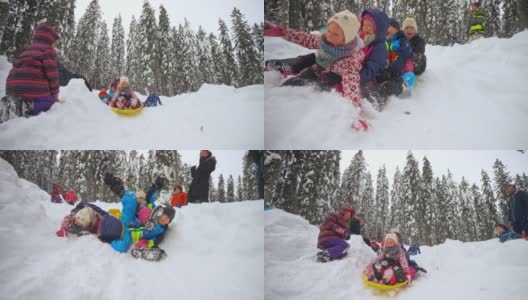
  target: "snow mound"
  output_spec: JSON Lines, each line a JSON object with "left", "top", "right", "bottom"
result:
{"left": 0, "top": 56, "right": 263, "bottom": 149}
{"left": 264, "top": 30, "right": 528, "bottom": 148}
{"left": 0, "top": 158, "right": 264, "bottom": 300}
{"left": 265, "top": 208, "right": 527, "bottom": 300}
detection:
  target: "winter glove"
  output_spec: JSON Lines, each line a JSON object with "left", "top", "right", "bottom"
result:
{"left": 155, "top": 176, "right": 166, "bottom": 189}
{"left": 264, "top": 21, "right": 284, "bottom": 37}
{"left": 335, "top": 227, "right": 345, "bottom": 236}
{"left": 345, "top": 231, "right": 351, "bottom": 240}
{"left": 104, "top": 173, "right": 125, "bottom": 197}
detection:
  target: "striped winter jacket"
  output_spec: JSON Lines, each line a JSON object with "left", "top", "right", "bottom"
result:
{"left": 317, "top": 206, "right": 353, "bottom": 248}
{"left": 5, "top": 23, "right": 60, "bottom": 100}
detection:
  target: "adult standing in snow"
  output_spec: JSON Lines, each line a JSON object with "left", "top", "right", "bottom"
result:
{"left": 505, "top": 184, "right": 528, "bottom": 239}
{"left": 1, "top": 23, "right": 60, "bottom": 123}
{"left": 467, "top": 2, "right": 486, "bottom": 43}
{"left": 249, "top": 150, "right": 265, "bottom": 199}
{"left": 57, "top": 61, "right": 93, "bottom": 91}
{"left": 188, "top": 150, "right": 216, "bottom": 203}
{"left": 50, "top": 183, "right": 63, "bottom": 203}
{"left": 317, "top": 206, "right": 354, "bottom": 262}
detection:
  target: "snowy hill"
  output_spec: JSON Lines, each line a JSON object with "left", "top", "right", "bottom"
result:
{"left": 0, "top": 56, "right": 263, "bottom": 149}
{"left": 265, "top": 208, "right": 527, "bottom": 300}
{"left": 264, "top": 31, "right": 528, "bottom": 149}
{"left": 0, "top": 158, "right": 264, "bottom": 300}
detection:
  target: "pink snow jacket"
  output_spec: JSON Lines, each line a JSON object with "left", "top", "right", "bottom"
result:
{"left": 363, "top": 246, "right": 410, "bottom": 278}
{"left": 283, "top": 29, "right": 365, "bottom": 104}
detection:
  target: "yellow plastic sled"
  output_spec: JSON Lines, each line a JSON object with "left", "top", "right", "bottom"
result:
{"left": 111, "top": 103, "right": 143, "bottom": 116}
{"left": 108, "top": 208, "right": 121, "bottom": 220}
{"left": 362, "top": 273, "right": 408, "bottom": 291}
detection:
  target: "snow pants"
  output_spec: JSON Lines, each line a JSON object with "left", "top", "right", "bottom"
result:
{"left": 319, "top": 238, "right": 350, "bottom": 260}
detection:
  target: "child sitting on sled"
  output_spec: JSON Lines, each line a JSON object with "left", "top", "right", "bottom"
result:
{"left": 363, "top": 233, "right": 416, "bottom": 285}
{"left": 109, "top": 77, "right": 142, "bottom": 109}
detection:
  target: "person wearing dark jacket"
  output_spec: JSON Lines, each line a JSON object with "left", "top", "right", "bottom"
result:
{"left": 1, "top": 23, "right": 60, "bottom": 123}
{"left": 188, "top": 150, "right": 217, "bottom": 203}
{"left": 506, "top": 184, "right": 528, "bottom": 238}
{"left": 402, "top": 17, "right": 426, "bottom": 75}
{"left": 249, "top": 150, "right": 265, "bottom": 199}
{"left": 57, "top": 61, "right": 93, "bottom": 91}
{"left": 349, "top": 213, "right": 371, "bottom": 247}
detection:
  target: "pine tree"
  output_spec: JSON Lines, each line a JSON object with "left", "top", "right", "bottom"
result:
{"left": 209, "top": 176, "right": 217, "bottom": 202}
{"left": 400, "top": 151, "right": 422, "bottom": 244}
{"left": 373, "top": 166, "right": 389, "bottom": 241}
{"left": 471, "top": 183, "right": 486, "bottom": 241}
{"left": 218, "top": 18, "right": 238, "bottom": 86}
{"left": 360, "top": 172, "right": 375, "bottom": 238}
{"left": 0, "top": 0, "right": 39, "bottom": 59}
{"left": 110, "top": 15, "right": 126, "bottom": 83}
{"left": 485, "top": 0, "right": 502, "bottom": 37}
{"left": 434, "top": 175, "right": 449, "bottom": 243}
{"left": 156, "top": 5, "right": 173, "bottom": 95}
{"left": 519, "top": 0, "right": 528, "bottom": 31}
{"left": 444, "top": 171, "right": 459, "bottom": 239}
{"left": 71, "top": 0, "right": 101, "bottom": 82}
{"left": 252, "top": 23, "right": 264, "bottom": 70}
{"left": 340, "top": 150, "right": 367, "bottom": 210}
{"left": 148, "top": 150, "right": 181, "bottom": 191}
{"left": 493, "top": 159, "right": 513, "bottom": 223}
{"left": 227, "top": 175, "right": 235, "bottom": 202}
{"left": 137, "top": 0, "right": 158, "bottom": 94}
{"left": 0, "top": 1, "right": 9, "bottom": 43}
{"left": 177, "top": 19, "right": 198, "bottom": 93}
{"left": 458, "top": 177, "right": 477, "bottom": 241}
{"left": 207, "top": 33, "right": 223, "bottom": 85}
{"left": 217, "top": 175, "right": 226, "bottom": 202}
{"left": 92, "top": 21, "right": 111, "bottom": 90}
{"left": 389, "top": 167, "right": 404, "bottom": 232}
{"left": 421, "top": 157, "right": 436, "bottom": 245}
{"left": 502, "top": 0, "right": 520, "bottom": 37}
{"left": 231, "top": 7, "right": 262, "bottom": 86}
{"left": 481, "top": 170, "right": 499, "bottom": 238}
{"left": 236, "top": 175, "right": 244, "bottom": 201}
{"left": 242, "top": 152, "right": 259, "bottom": 200}
{"left": 126, "top": 16, "right": 140, "bottom": 84}
{"left": 195, "top": 26, "right": 215, "bottom": 85}
{"left": 264, "top": 151, "right": 284, "bottom": 206}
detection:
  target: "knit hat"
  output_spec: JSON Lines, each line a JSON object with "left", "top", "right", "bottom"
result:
{"left": 402, "top": 17, "right": 417, "bottom": 31}
{"left": 75, "top": 207, "right": 94, "bottom": 228}
{"left": 32, "top": 23, "right": 60, "bottom": 46}
{"left": 361, "top": 14, "right": 376, "bottom": 31}
{"left": 162, "top": 206, "right": 176, "bottom": 222}
{"left": 384, "top": 233, "right": 399, "bottom": 245}
{"left": 328, "top": 9, "right": 360, "bottom": 44}
{"left": 136, "top": 190, "right": 146, "bottom": 199}
{"left": 389, "top": 18, "right": 401, "bottom": 30}
{"left": 339, "top": 205, "right": 355, "bottom": 218}
{"left": 119, "top": 77, "right": 129, "bottom": 88}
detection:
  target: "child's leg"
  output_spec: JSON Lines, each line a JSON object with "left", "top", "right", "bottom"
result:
{"left": 319, "top": 238, "right": 350, "bottom": 260}
{"left": 120, "top": 190, "right": 138, "bottom": 227}
{"left": 31, "top": 95, "right": 55, "bottom": 115}
{"left": 266, "top": 53, "right": 316, "bottom": 74}
{"left": 111, "top": 227, "right": 132, "bottom": 253}
{"left": 281, "top": 67, "right": 318, "bottom": 87}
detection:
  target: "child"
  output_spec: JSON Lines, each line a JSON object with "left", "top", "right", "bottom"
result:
{"left": 128, "top": 190, "right": 149, "bottom": 227}
{"left": 130, "top": 206, "right": 176, "bottom": 261}
{"left": 376, "top": 19, "right": 415, "bottom": 97}
{"left": 407, "top": 243, "right": 421, "bottom": 255}
{"left": 495, "top": 224, "right": 521, "bottom": 243}
{"left": 109, "top": 77, "right": 142, "bottom": 109}
{"left": 144, "top": 93, "right": 162, "bottom": 107}
{"left": 109, "top": 79, "right": 119, "bottom": 100}
{"left": 402, "top": 17, "right": 426, "bottom": 75}
{"left": 63, "top": 188, "right": 78, "bottom": 206}
{"left": 98, "top": 87, "right": 110, "bottom": 104}
{"left": 317, "top": 206, "right": 354, "bottom": 263}
{"left": 468, "top": 2, "right": 486, "bottom": 43}
{"left": 364, "top": 233, "right": 415, "bottom": 285}
{"left": 264, "top": 10, "right": 365, "bottom": 126}
{"left": 171, "top": 184, "right": 188, "bottom": 207}
{"left": 1, "top": 23, "right": 60, "bottom": 123}
{"left": 50, "top": 183, "right": 63, "bottom": 203}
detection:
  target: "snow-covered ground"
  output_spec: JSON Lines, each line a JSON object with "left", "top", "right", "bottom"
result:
{"left": 0, "top": 56, "right": 263, "bottom": 149}
{"left": 264, "top": 30, "right": 528, "bottom": 149}
{"left": 0, "top": 158, "right": 264, "bottom": 300}
{"left": 265, "top": 208, "right": 527, "bottom": 300}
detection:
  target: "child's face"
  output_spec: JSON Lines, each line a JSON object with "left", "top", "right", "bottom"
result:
{"left": 326, "top": 22, "right": 345, "bottom": 47}
{"left": 362, "top": 19, "right": 375, "bottom": 35}
{"left": 385, "top": 239, "right": 396, "bottom": 248}
{"left": 386, "top": 26, "right": 399, "bottom": 39}
{"left": 121, "top": 82, "right": 129, "bottom": 88}
{"left": 159, "top": 214, "right": 171, "bottom": 225}
{"left": 101, "top": 88, "right": 106, "bottom": 93}
{"left": 176, "top": 187, "right": 182, "bottom": 193}
{"left": 137, "top": 197, "right": 145, "bottom": 203}
{"left": 404, "top": 27, "right": 416, "bottom": 39}
{"left": 495, "top": 227, "right": 505, "bottom": 235}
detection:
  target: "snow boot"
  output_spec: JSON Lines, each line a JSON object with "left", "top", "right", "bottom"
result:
{"left": 142, "top": 247, "right": 167, "bottom": 261}
{"left": 131, "top": 247, "right": 144, "bottom": 259}
{"left": 144, "top": 206, "right": 164, "bottom": 231}
{"left": 361, "top": 82, "right": 389, "bottom": 112}
{"left": 0, "top": 96, "right": 33, "bottom": 124}
{"left": 316, "top": 250, "right": 331, "bottom": 263}
{"left": 265, "top": 53, "right": 315, "bottom": 74}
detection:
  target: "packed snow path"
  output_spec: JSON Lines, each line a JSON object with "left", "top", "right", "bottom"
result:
{"left": 264, "top": 31, "right": 528, "bottom": 149}
{"left": 265, "top": 209, "right": 527, "bottom": 300}
{"left": 0, "top": 159, "right": 264, "bottom": 300}
{"left": 0, "top": 56, "right": 263, "bottom": 149}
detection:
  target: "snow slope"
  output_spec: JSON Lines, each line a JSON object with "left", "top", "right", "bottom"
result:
{"left": 0, "top": 56, "right": 263, "bottom": 149}
{"left": 264, "top": 31, "right": 528, "bottom": 149}
{"left": 265, "top": 209, "right": 527, "bottom": 300}
{"left": 0, "top": 158, "right": 264, "bottom": 300}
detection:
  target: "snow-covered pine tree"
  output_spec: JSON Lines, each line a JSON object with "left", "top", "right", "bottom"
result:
{"left": 481, "top": 169, "right": 499, "bottom": 238}
{"left": 178, "top": 163, "right": 192, "bottom": 192}
{"left": 231, "top": 7, "right": 262, "bottom": 86}
{"left": 126, "top": 16, "right": 140, "bottom": 84}
{"left": 92, "top": 21, "right": 111, "bottom": 90}
{"left": 271, "top": 151, "right": 303, "bottom": 214}
{"left": 360, "top": 172, "right": 375, "bottom": 238}
{"left": 0, "top": 0, "right": 38, "bottom": 59}
{"left": 177, "top": 19, "right": 198, "bottom": 93}
{"left": 434, "top": 175, "right": 449, "bottom": 243}
{"left": 458, "top": 177, "right": 477, "bottom": 241}
{"left": 0, "top": 1, "right": 9, "bottom": 43}
{"left": 70, "top": 0, "right": 101, "bottom": 82}
{"left": 493, "top": 159, "right": 513, "bottom": 223}
{"left": 373, "top": 166, "right": 389, "bottom": 241}
{"left": 340, "top": 150, "right": 367, "bottom": 210}
{"left": 471, "top": 183, "right": 486, "bottom": 241}
{"left": 156, "top": 5, "right": 173, "bottom": 96}
{"left": 207, "top": 33, "right": 222, "bottom": 85}
{"left": 126, "top": 150, "right": 141, "bottom": 184}
{"left": 137, "top": 0, "right": 158, "bottom": 94}
{"left": 389, "top": 167, "right": 404, "bottom": 232}
{"left": 217, "top": 174, "right": 226, "bottom": 202}
{"left": 264, "top": 151, "right": 284, "bottom": 206}
{"left": 208, "top": 176, "right": 216, "bottom": 202}
{"left": 421, "top": 156, "right": 436, "bottom": 245}
{"left": 242, "top": 151, "right": 259, "bottom": 200}
{"left": 252, "top": 23, "right": 264, "bottom": 68}
{"left": 195, "top": 26, "right": 215, "bottom": 85}
{"left": 485, "top": 0, "right": 502, "bottom": 38}
{"left": 148, "top": 150, "right": 181, "bottom": 191}
{"left": 502, "top": 0, "right": 520, "bottom": 38}
{"left": 265, "top": 0, "right": 280, "bottom": 24}
{"left": 400, "top": 151, "right": 422, "bottom": 244}
{"left": 227, "top": 175, "right": 235, "bottom": 202}
{"left": 236, "top": 175, "right": 244, "bottom": 201}
{"left": 110, "top": 15, "right": 126, "bottom": 84}
{"left": 444, "top": 171, "right": 459, "bottom": 240}
{"left": 519, "top": 0, "right": 528, "bottom": 31}
{"left": 218, "top": 18, "right": 238, "bottom": 86}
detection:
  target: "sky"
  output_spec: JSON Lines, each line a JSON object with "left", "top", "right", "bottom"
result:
{"left": 75, "top": 0, "right": 263, "bottom": 37}
{"left": 179, "top": 150, "right": 246, "bottom": 186}
{"left": 340, "top": 150, "right": 528, "bottom": 187}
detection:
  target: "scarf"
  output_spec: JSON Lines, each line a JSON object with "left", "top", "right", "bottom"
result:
{"left": 383, "top": 245, "right": 399, "bottom": 259}
{"left": 316, "top": 36, "right": 359, "bottom": 69}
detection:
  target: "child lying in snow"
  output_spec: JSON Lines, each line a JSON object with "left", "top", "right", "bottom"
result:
{"left": 109, "top": 76, "right": 142, "bottom": 109}
{"left": 363, "top": 233, "right": 416, "bottom": 285}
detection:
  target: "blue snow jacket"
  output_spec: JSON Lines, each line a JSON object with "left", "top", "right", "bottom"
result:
{"left": 386, "top": 31, "right": 413, "bottom": 76}
{"left": 498, "top": 229, "right": 521, "bottom": 243}
{"left": 144, "top": 94, "right": 162, "bottom": 107}
{"left": 508, "top": 190, "right": 528, "bottom": 235}
{"left": 121, "top": 190, "right": 138, "bottom": 227}
{"left": 359, "top": 9, "right": 389, "bottom": 83}
{"left": 145, "top": 185, "right": 160, "bottom": 209}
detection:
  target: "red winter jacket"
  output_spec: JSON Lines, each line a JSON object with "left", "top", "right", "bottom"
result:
{"left": 317, "top": 206, "right": 355, "bottom": 248}
{"left": 282, "top": 29, "right": 365, "bottom": 104}
{"left": 63, "top": 191, "right": 78, "bottom": 203}
{"left": 5, "top": 23, "right": 60, "bottom": 100}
